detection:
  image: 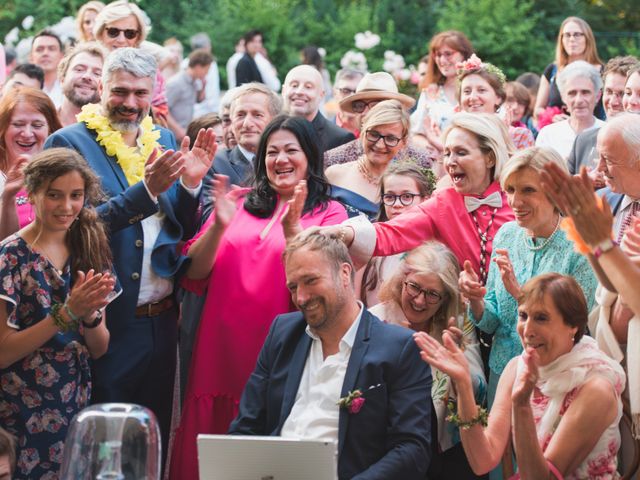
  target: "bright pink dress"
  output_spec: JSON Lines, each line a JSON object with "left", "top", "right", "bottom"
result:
{"left": 371, "top": 182, "right": 514, "bottom": 277}
{"left": 15, "top": 189, "right": 35, "bottom": 227}
{"left": 169, "top": 193, "right": 347, "bottom": 479}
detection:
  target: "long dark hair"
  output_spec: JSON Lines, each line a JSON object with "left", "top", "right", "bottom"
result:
{"left": 244, "top": 115, "right": 332, "bottom": 218}
{"left": 23, "top": 148, "right": 112, "bottom": 280}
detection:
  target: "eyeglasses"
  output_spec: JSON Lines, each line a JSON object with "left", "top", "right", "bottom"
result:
{"left": 382, "top": 193, "right": 422, "bottom": 207}
{"left": 365, "top": 129, "right": 403, "bottom": 147}
{"left": 337, "top": 87, "right": 356, "bottom": 97}
{"left": 351, "top": 99, "right": 380, "bottom": 114}
{"left": 562, "top": 32, "right": 585, "bottom": 40}
{"left": 105, "top": 27, "right": 140, "bottom": 40}
{"left": 403, "top": 281, "right": 444, "bottom": 305}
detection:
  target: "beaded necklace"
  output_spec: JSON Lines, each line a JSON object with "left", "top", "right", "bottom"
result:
{"left": 471, "top": 207, "right": 498, "bottom": 285}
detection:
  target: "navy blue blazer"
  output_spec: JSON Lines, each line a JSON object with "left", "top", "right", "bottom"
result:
{"left": 44, "top": 122, "right": 199, "bottom": 335}
{"left": 311, "top": 112, "right": 355, "bottom": 152}
{"left": 229, "top": 309, "right": 432, "bottom": 480}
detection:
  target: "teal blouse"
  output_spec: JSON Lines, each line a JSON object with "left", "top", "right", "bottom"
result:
{"left": 470, "top": 221, "right": 598, "bottom": 375}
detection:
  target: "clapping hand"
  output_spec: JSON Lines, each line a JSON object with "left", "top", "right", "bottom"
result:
{"left": 511, "top": 346, "right": 539, "bottom": 406}
{"left": 66, "top": 270, "right": 116, "bottom": 319}
{"left": 2, "top": 155, "right": 29, "bottom": 199}
{"left": 144, "top": 148, "right": 186, "bottom": 197}
{"left": 541, "top": 163, "right": 613, "bottom": 247}
{"left": 414, "top": 329, "right": 471, "bottom": 385}
{"left": 282, "top": 180, "right": 307, "bottom": 241}
{"left": 181, "top": 128, "right": 218, "bottom": 189}
{"left": 212, "top": 174, "right": 242, "bottom": 228}
{"left": 494, "top": 249, "right": 521, "bottom": 299}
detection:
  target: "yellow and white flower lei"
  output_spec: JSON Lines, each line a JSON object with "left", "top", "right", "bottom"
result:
{"left": 77, "top": 103, "right": 161, "bottom": 186}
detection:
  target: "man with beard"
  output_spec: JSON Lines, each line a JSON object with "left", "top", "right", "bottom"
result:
{"left": 57, "top": 42, "right": 106, "bottom": 126}
{"left": 230, "top": 230, "right": 432, "bottom": 480}
{"left": 44, "top": 48, "right": 217, "bottom": 460}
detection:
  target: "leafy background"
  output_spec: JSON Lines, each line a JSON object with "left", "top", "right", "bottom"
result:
{"left": 2, "top": 0, "right": 639, "bottom": 87}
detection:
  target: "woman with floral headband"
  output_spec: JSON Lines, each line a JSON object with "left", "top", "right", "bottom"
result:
{"left": 456, "top": 54, "right": 535, "bottom": 151}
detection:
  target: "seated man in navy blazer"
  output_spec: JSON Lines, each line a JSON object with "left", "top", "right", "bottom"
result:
{"left": 229, "top": 231, "right": 432, "bottom": 479}
{"left": 44, "top": 47, "right": 216, "bottom": 458}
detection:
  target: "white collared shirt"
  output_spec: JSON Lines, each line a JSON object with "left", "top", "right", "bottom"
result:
{"left": 135, "top": 127, "right": 201, "bottom": 305}
{"left": 237, "top": 144, "right": 255, "bottom": 165}
{"left": 280, "top": 303, "right": 363, "bottom": 442}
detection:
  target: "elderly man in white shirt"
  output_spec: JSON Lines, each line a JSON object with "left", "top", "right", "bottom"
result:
{"left": 536, "top": 60, "right": 604, "bottom": 159}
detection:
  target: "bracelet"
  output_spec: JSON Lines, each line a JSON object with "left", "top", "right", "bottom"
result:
{"left": 445, "top": 400, "right": 488, "bottom": 430}
{"left": 50, "top": 303, "right": 78, "bottom": 332}
{"left": 82, "top": 310, "right": 103, "bottom": 329}
{"left": 64, "top": 303, "right": 80, "bottom": 323}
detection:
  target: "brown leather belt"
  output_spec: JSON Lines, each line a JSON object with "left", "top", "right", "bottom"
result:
{"left": 135, "top": 295, "right": 175, "bottom": 317}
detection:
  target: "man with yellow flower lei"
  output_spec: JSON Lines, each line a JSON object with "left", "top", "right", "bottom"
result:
{"left": 44, "top": 47, "right": 218, "bottom": 459}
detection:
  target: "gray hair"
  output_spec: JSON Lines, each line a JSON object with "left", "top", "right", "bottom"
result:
{"left": 220, "top": 87, "right": 240, "bottom": 110}
{"left": 230, "top": 82, "right": 282, "bottom": 117}
{"left": 102, "top": 47, "right": 157, "bottom": 88}
{"left": 190, "top": 32, "right": 211, "bottom": 51}
{"left": 603, "top": 113, "right": 640, "bottom": 167}
{"left": 557, "top": 60, "right": 603, "bottom": 98}
{"left": 335, "top": 68, "right": 365, "bottom": 84}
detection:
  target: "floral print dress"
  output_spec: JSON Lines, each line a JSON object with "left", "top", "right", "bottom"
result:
{"left": 0, "top": 235, "right": 91, "bottom": 480}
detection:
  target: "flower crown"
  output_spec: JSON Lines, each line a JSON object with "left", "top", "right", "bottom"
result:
{"left": 456, "top": 54, "right": 506, "bottom": 85}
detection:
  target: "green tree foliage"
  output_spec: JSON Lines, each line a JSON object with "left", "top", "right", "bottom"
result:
{"left": 435, "top": 0, "right": 551, "bottom": 79}
{"left": 1, "top": 0, "right": 639, "bottom": 86}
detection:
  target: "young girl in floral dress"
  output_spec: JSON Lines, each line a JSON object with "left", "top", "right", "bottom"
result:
{"left": 0, "top": 148, "right": 117, "bottom": 479}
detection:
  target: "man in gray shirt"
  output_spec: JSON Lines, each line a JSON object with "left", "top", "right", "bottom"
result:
{"left": 166, "top": 48, "right": 213, "bottom": 137}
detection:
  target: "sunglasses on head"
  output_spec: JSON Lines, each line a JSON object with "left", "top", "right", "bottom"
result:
{"left": 105, "top": 27, "right": 140, "bottom": 40}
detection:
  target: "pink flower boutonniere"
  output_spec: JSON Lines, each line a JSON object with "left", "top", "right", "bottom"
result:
{"left": 338, "top": 389, "right": 366, "bottom": 414}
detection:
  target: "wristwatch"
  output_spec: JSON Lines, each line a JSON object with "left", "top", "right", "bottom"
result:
{"left": 82, "top": 310, "right": 103, "bottom": 329}
{"left": 592, "top": 238, "right": 617, "bottom": 258}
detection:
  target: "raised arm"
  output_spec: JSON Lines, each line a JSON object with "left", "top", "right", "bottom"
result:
{"left": 185, "top": 175, "right": 241, "bottom": 279}
{"left": 414, "top": 331, "right": 514, "bottom": 474}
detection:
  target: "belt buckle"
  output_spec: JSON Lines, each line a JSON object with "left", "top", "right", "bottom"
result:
{"left": 146, "top": 301, "right": 158, "bottom": 317}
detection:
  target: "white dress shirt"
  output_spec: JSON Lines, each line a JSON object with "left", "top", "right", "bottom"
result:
{"left": 280, "top": 303, "right": 363, "bottom": 442}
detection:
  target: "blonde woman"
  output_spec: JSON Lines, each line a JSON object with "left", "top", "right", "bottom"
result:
{"left": 76, "top": 1, "right": 105, "bottom": 42}
{"left": 370, "top": 241, "right": 485, "bottom": 480}
{"left": 326, "top": 100, "right": 409, "bottom": 220}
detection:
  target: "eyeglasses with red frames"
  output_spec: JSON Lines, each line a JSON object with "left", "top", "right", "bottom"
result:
{"left": 105, "top": 27, "right": 140, "bottom": 40}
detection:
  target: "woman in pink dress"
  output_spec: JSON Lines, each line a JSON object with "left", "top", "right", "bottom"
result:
{"left": 169, "top": 115, "right": 347, "bottom": 479}
{"left": 0, "top": 87, "right": 62, "bottom": 238}
{"left": 415, "top": 273, "right": 625, "bottom": 479}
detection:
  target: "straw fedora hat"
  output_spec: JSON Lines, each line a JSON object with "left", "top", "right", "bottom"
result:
{"left": 339, "top": 72, "right": 416, "bottom": 113}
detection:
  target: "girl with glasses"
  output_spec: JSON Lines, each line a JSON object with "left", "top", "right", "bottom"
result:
{"left": 369, "top": 241, "right": 486, "bottom": 480}
{"left": 326, "top": 100, "right": 410, "bottom": 220}
{"left": 534, "top": 16, "right": 604, "bottom": 127}
{"left": 360, "top": 163, "right": 434, "bottom": 306}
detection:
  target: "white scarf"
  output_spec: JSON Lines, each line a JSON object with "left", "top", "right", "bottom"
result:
{"left": 518, "top": 335, "right": 625, "bottom": 443}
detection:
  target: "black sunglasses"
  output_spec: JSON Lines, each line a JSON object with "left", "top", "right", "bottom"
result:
{"left": 105, "top": 27, "right": 140, "bottom": 40}
{"left": 351, "top": 99, "right": 380, "bottom": 114}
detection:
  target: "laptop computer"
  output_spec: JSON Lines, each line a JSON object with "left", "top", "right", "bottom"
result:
{"left": 197, "top": 434, "right": 338, "bottom": 480}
